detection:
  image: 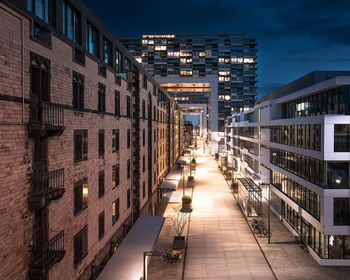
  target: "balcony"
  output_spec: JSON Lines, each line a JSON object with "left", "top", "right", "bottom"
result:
{"left": 29, "top": 226, "right": 65, "bottom": 278}
{"left": 28, "top": 163, "right": 65, "bottom": 210}
{"left": 28, "top": 102, "right": 64, "bottom": 138}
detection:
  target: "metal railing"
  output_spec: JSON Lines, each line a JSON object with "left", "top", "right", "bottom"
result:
{"left": 32, "top": 225, "right": 65, "bottom": 267}
{"left": 32, "top": 164, "right": 64, "bottom": 197}
{"left": 30, "top": 102, "right": 64, "bottom": 127}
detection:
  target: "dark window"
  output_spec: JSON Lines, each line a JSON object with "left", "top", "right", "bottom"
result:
{"left": 74, "top": 178, "right": 88, "bottom": 215}
{"left": 126, "top": 96, "right": 131, "bottom": 117}
{"left": 98, "top": 171, "right": 104, "bottom": 198}
{"left": 30, "top": 52, "right": 50, "bottom": 102}
{"left": 335, "top": 124, "right": 350, "bottom": 152}
{"left": 27, "top": 0, "right": 51, "bottom": 23}
{"left": 74, "top": 130, "right": 88, "bottom": 162}
{"left": 142, "top": 181, "right": 145, "bottom": 198}
{"left": 112, "top": 164, "right": 119, "bottom": 188}
{"left": 125, "top": 58, "right": 131, "bottom": 72}
{"left": 115, "top": 90, "right": 120, "bottom": 116}
{"left": 115, "top": 48, "right": 123, "bottom": 73}
{"left": 143, "top": 155, "right": 145, "bottom": 172}
{"left": 127, "top": 129, "right": 130, "bottom": 149}
{"left": 98, "top": 83, "right": 106, "bottom": 113}
{"left": 74, "top": 226, "right": 88, "bottom": 265}
{"left": 143, "top": 129, "right": 145, "bottom": 147}
{"left": 127, "top": 189, "right": 131, "bottom": 208}
{"left": 62, "top": 1, "right": 81, "bottom": 44}
{"left": 142, "top": 100, "right": 146, "bottom": 118}
{"left": 334, "top": 198, "right": 350, "bottom": 225}
{"left": 86, "top": 22, "right": 99, "bottom": 56}
{"left": 127, "top": 159, "right": 130, "bottom": 179}
{"left": 103, "top": 37, "right": 113, "bottom": 67}
{"left": 112, "top": 198, "right": 120, "bottom": 225}
{"left": 73, "top": 71, "right": 84, "bottom": 110}
{"left": 112, "top": 129, "right": 119, "bottom": 153}
{"left": 98, "top": 211, "right": 105, "bottom": 240}
{"left": 98, "top": 129, "right": 105, "bottom": 157}
{"left": 143, "top": 75, "right": 147, "bottom": 89}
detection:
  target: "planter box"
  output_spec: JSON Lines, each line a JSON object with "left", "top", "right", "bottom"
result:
{"left": 173, "top": 236, "right": 185, "bottom": 249}
{"left": 181, "top": 202, "right": 192, "bottom": 213}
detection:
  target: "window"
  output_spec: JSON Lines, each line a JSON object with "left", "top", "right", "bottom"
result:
{"left": 125, "top": 58, "right": 131, "bottom": 72}
{"left": 27, "top": 0, "right": 51, "bottom": 23}
{"left": 112, "top": 164, "right": 119, "bottom": 188}
{"left": 98, "top": 129, "right": 105, "bottom": 157}
{"left": 127, "top": 189, "right": 131, "bottom": 209}
{"left": 115, "top": 90, "right": 120, "bottom": 116}
{"left": 142, "top": 181, "right": 145, "bottom": 198}
{"left": 74, "top": 130, "right": 88, "bottom": 162}
{"left": 30, "top": 52, "right": 50, "bottom": 102}
{"left": 98, "top": 83, "right": 106, "bottom": 113}
{"left": 143, "top": 129, "right": 145, "bottom": 146}
{"left": 335, "top": 124, "right": 350, "bottom": 152}
{"left": 334, "top": 198, "right": 350, "bottom": 225}
{"left": 103, "top": 37, "right": 113, "bottom": 67}
{"left": 74, "top": 178, "right": 88, "bottom": 215}
{"left": 127, "top": 129, "right": 130, "bottom": 149}
{"left": 62, "top": 1, "right": 81, "bottom": 44}
{"left": 143, "top": 75, "right": 147, "bottom": 89}
{"left": 143, "top": 155, "right": 145, "bottom": 172}
{"left": 127, "top": 159, "right": 130, "bottom": 179}
{"left": 115, "top": 48, "right": 122, "bottom": 73}
{"left": 142, "top": 100, "right": 146, "bottom": 118}
{"left": 98, "top": 171, "right": 104, "bottom": 198}
{"left": 74, "top": 226, "right": 88, "bottom": 265}
{"left": 112, "top": 129, "right": 119, "bottom": 153}
{"left": 327, "top": 162, "right": 349, "bottom": 189}
{"left": 73, "top": 71, "right": 84, "bottom": 110}
{"left": 126, "top": 96, "right": 131, "bottom": 117}
{"left": 112, "top": 198, "right": 120, "bottom": 225}
{"left": 98, "top": 211, "right": 105, "bottom": 240}
{"left": 86, "top": 22, "right": 99, "bottom": 56}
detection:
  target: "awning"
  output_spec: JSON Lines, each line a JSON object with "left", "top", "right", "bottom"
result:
{"left": 165, "top": 170, "right": 182, "bottom": 181}
{"left": 177, "top": 156, "right": 189, "bottom": 165}
{"left": 97, "top": 215, "right": 165, "bottom": 280}
{"left": 159, "top": 179, "right": 179, "bottom": 190}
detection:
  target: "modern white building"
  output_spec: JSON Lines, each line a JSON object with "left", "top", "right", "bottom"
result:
{"left": 225, "top": 71, "right": 350, "bottom": 265}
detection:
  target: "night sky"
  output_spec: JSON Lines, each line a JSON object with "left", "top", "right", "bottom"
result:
{"left": 83, "top": 0, "right": 350, "bottom": 97}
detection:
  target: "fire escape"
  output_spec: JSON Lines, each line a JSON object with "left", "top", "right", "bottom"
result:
{"left": 27, "top": 53, "right": 65, "bottom": 280}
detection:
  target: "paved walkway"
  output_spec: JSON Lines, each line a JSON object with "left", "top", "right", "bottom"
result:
{"left": 183, "top": 142, "right": 275, "bottom": 280}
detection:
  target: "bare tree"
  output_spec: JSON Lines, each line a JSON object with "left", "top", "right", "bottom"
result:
{"left": 167, "top": 208, "right": 189, "bottom": 237}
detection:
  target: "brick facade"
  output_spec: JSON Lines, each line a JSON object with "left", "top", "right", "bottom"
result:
{"left": 0, "top": 1, "right": 183, "bottom": 279}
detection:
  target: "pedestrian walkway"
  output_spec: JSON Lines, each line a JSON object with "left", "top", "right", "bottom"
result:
{"left": 184, "top": 140, "right": 275, "bottom": 280}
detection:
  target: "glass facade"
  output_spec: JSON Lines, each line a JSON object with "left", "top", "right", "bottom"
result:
{"left": 282, "top": 202, "right": 324, "bottom": 257}
{"left": 334, "top": 124, "right": 350, "bottom": 152}
{"left": 271, "top": 148, "right": 325, "bottom": 187}
{"left": 272, "top": 169, "right": 320, "bottom": 220}
{"left": 271, "top": 124, "right": 321, "bottom": 151}
{"left": 282, "top": 86, "right": 350, "bottom": 119}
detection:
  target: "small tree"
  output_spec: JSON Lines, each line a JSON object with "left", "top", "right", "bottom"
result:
{"left": 167, "top": 208, "right": 189, "bottom": 237}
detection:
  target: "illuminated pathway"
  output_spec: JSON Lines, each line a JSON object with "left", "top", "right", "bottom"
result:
{"left": 183, "top": 141, "right": 275, "bottom": 280}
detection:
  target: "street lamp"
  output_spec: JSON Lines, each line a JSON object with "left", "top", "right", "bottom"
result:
{"left": 143, "top": 250, "right": 164, "bottom": 280}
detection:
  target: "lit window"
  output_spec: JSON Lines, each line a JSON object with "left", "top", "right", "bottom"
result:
{"left": 142, "top": 40, "right": 148, "bottom": 44}
{"left": 86, "top": 22, "right": 99, "bottom": 56}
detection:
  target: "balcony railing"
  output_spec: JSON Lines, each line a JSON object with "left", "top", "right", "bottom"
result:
{"left": 31, "top": 225, "right": 65, "bottom": 268}
{"left": 28, "top": 102, "right": 64, "bottom": 137}
{"left": 31, "top": 167, "right": 65, "bottom": 199}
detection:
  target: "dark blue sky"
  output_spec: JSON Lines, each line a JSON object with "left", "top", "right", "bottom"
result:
{"left": 83, "top": 0, "right": 350, "bottom": 97}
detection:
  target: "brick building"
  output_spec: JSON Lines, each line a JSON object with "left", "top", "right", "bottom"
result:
{"left": 0, "top": 0, "right": 183, "bottom": 279}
